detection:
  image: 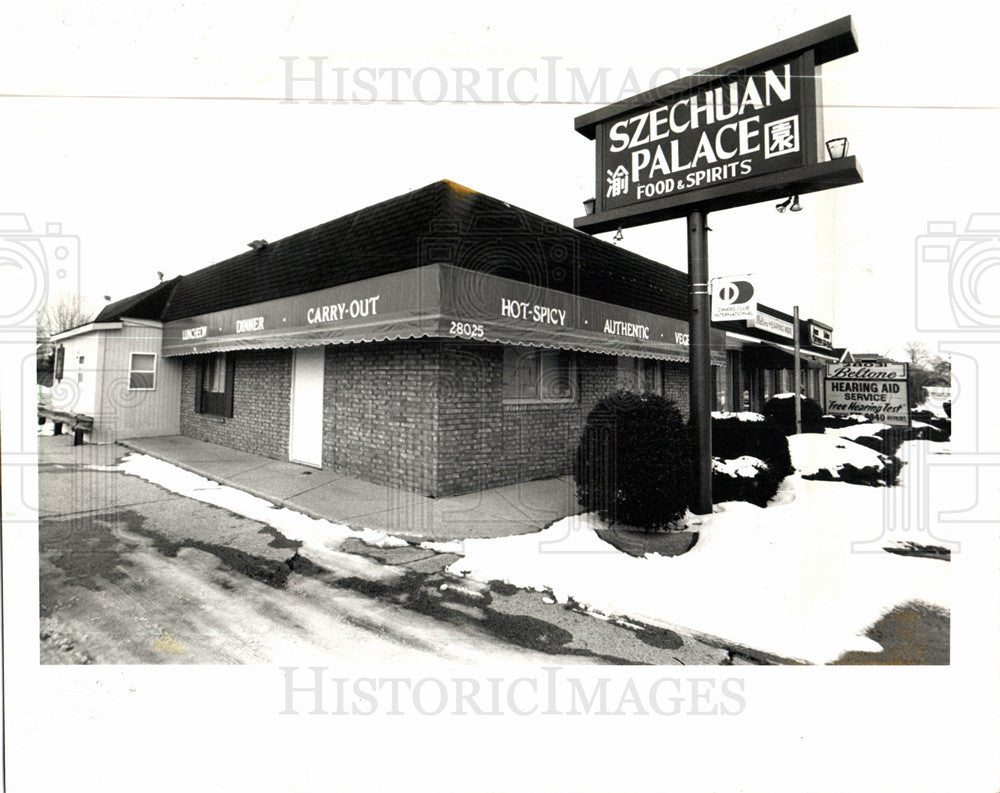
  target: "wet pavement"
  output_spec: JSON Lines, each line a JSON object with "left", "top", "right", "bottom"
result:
{"left": 39, "top": 436, "right": 741, "bottom": 665}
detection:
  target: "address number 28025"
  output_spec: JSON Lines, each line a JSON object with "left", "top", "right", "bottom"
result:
{"left": 449, "top": 321, "right": 485, "bottom": 339}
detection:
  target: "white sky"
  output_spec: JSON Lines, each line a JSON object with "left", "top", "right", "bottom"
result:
{"left": 3, "top": 1, "right": 998, "bottom": 355}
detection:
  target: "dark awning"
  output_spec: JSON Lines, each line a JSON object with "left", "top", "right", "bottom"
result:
{"left": 162, "top": 264, "right": 728, "bottom": 366}
{"left": 740, "top": 341, "right": 828, "bottom": 370}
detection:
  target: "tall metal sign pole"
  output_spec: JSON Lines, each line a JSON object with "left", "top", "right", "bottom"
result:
{"left": 688, "top": 211, "right": 713, "bottom": 514}
{"left": 573, "top": 16, "right": 862, "bottom": 515}
{"left": 793, "top": 305, "right": 803, "bottom": 434}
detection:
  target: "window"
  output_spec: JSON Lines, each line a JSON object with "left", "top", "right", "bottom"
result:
{"left": 617, "top": 357, "right": 664, "bottom": 395}
{"left": 502, "top": 347, "right": 576, "bottom": 403}
{"left": 196, "top": 352, "right": 235, "bottom": 417}
{"left": 128, "top": 353, "right": 157, "bottom": 390}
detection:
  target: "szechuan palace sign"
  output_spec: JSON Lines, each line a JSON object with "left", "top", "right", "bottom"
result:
{"left": 574, "top": 16, "right": 863, "bottom": 233}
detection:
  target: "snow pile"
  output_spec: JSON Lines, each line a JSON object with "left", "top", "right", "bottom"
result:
{"left": 771, "top": 392, "right": 796, "bottom": 400}
{"left": 446, "top": 444, "right": 950, "bottom": 663}
{"left": 711, "top": 411, "right": 765, "bottom": 422}
{"left": 826, "top": 422, "right": 891, "bottom": 441}
{"left": 787, "top": 434, "right": 891, "bottom": 478}
{"left": 116, "top": 454, "right": 410, "bottom": 569}
{"left": 713, "top": 455, "right": 767, "bottom": 478}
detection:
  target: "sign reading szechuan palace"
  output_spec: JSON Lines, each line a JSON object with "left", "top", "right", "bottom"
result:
{"left": 574, "top": 16, "right": 863, "bottom": 233}
{"left": 824, "top": 362, "right": 910, "bottom": 426}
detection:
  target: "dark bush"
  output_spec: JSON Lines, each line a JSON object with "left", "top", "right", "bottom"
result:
{"left": 943, "top": 400, "right": 951, "bottom": 418}
{"left": 574, "top": 391, "right": 691, "bottom": 531}
{"left": 803, "top": 459, "right": 902, "bottom": 487}
{"left": 762, "top": 394, "right": 825, "bottom": 435}
{"left": 710, "top": 416, "right": 792, "bottom": 507}
{"left": 711, "top": 416, "right": 793, "bottom": 477}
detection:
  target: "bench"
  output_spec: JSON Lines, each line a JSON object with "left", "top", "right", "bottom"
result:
{"left": 38, "top": 408, "right": 94, "bottom": 446}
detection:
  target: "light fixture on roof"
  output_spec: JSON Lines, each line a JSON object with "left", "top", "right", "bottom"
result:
{"left": 613, "top": 225, "right": 624, "bottom": 243}
{"left": 789, "top": 195, "right": 802, "bottom": 212}
{"left": 582, "top": 198, "right": 596, "bottom": 216}
{"left": 247, "top": 239, "right": 268, "bottom": 250}
{"left": 103, "top": 295, "right": 111, "bottom": 302}
{"left": 825, "top": 137, "right": 849, "bottom": 160}
{"left": 156, "top": 271, "right": 164, "bottom": 282}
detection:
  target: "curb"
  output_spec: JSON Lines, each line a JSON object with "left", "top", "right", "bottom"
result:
{"left": 117, "top": 440, "right": 347, "bottom": 528}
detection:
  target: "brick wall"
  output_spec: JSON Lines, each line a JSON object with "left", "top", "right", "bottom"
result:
{"left": 436, "top": 346, "right": 620, "bottom": 496}
{"left": 322, "top": 341, "right": 438, "bottom": 494}
{"left": 178, "top": 340, "right": 695, "bottom": 498}
{"left": 662, "top": 361, "right": 689, "bottom": 417}
{"left": 180, "top": 349, "right": 291, "bottom": 459}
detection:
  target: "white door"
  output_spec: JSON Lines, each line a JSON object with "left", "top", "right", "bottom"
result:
{"left": 289, "top": 347, "right": 325, "bottom": 467}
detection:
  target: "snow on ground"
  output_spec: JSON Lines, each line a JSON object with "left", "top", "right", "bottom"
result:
{"left": 444, "top": 441, "right": 950, "bottom": 664}
{"left": 825, "top": 422, "right": 892, "bottom": 440}
{"left": 116, "top": 454, "right": 409, "bottom": 573}
{"left": 787, "top": 433, "right": 891, "bottom": 477}
{"left": 713, "top": 455, "right": 767, "bottom": 478}
{"left": 711, "top": 411, "right": 765, "bottom": 422}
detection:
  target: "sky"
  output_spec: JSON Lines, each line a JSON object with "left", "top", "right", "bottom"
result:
{"left": 3, "top": 1, "right": 998, "bottom": 357}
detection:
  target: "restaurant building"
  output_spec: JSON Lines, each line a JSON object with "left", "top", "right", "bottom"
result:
{"left": 51, "top": 181, "right": 833, "bottom": 496}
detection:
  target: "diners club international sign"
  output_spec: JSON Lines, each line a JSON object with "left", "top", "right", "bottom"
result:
{"left": 574, "top": 17, "right": 863, "bottom": 233}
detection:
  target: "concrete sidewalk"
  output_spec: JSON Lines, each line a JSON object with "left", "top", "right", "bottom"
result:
{"left": 118, "top": 435, "right": 581, "bottom": 541}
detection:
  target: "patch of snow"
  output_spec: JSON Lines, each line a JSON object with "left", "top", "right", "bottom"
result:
{"left": 115, "top": 454, "right": 412, "bottom": 573}
{"left": 911, "top": 420, "right": 934, "bottom": 429}
{"left": 771, "top": 392, "right": 797, "bottom": 400}
{"left": 445, "top": 465, "right": 948, "bottom": 664}
{"left": 419, "top": 539, "right": 465, "bottom": 554}
{"left": 847, "top": 414, "right": 871, "bottom": 423}
{"left": 787, "top": 434, "right": 890, "bottom": 477}
{"left": 826, "top": 422, "right": 891, "bottom": 440}
{"left": 711, "top": 411, "right": 765, "bottom": 422}
{"left": 713, "top": 455, "right": 768, "bottom": 478}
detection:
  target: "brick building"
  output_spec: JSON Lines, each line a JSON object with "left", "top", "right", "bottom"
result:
{"left": 60, "top": 181, "right": 833, "bottom": 496}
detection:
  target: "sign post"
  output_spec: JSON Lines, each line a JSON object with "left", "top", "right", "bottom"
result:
{"left": 574, "top": 16, "right": 862, "bottom": 514}
{"left": 688, "top": 210, "right": 712, "bottom": 514}
{"left": 793, "top": 305, "right": 802, "bottom": 434}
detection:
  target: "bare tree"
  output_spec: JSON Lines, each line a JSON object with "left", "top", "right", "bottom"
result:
{"left": 37, "top": 292, "right": 95, "bottom": 339}
{"left": 36, "top": 292, "right": 96, "bottom": 384}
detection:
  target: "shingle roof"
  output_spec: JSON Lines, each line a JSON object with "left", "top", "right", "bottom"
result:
{"left": 98, "top": 180, "right": 833, "bottom": 357}
{"left": 107, "top": 181, "right": 692, "bottom": 324}
{"left": 94, "top": 277, "right": 181, "bottom": 322}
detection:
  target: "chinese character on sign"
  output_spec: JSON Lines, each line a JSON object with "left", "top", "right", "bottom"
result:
{"left": 763, "top": 115, "right": 800, "bottom": 159}
{"left": 606, "top": 165, "right": 629, "bottom": 198}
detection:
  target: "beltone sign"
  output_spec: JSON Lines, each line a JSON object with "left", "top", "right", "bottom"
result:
{"left": 824, "top": 362, "right": 910, "bottom": 426}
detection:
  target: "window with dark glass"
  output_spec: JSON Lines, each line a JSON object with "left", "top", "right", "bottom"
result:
{"left": 502, "top": 347, "right": 576, "bottom": 403}
{"left": 128, "top": 353, "right": 157, "bottom": 390}
{"left": 196, "top": 352, "right": 235, "bottom": 417}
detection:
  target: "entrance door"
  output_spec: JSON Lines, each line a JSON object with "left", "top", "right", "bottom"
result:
{"left": 289, "top": 347, "right": 325, "bottom": 467}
